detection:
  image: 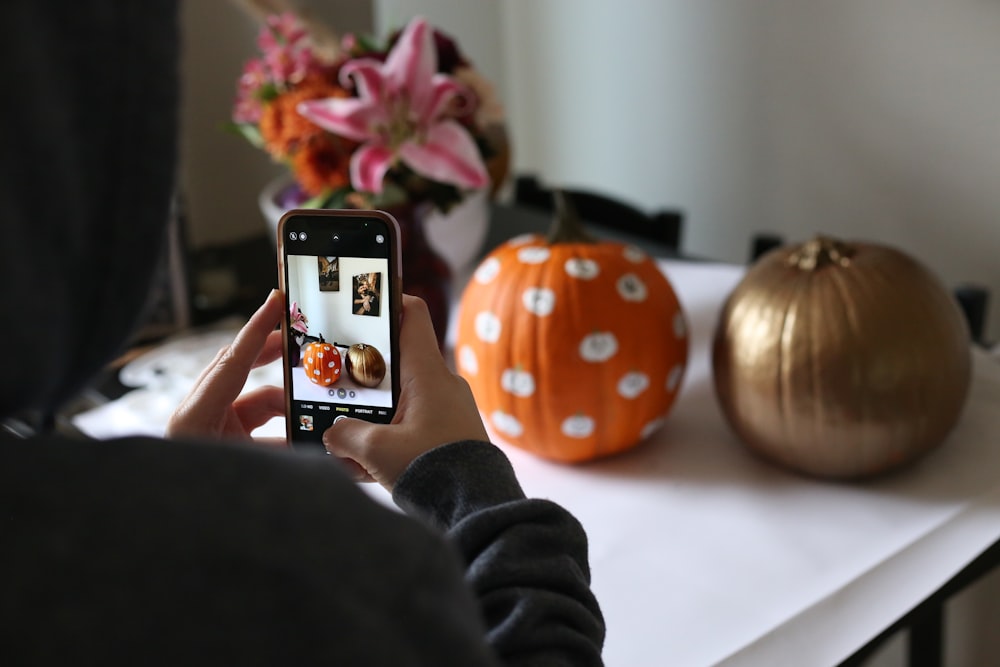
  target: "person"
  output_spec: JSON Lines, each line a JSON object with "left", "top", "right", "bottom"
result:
{"left": 0, "top": 2, "right": 605, "bottom": 665}
{"left": 353, "top": 275, "right": 380, "bottom": 315}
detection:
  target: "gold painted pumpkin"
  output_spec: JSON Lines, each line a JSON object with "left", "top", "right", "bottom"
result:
{"left": 712, "top": 235, "right": 972, "bottom": 479}
{"left": 302, "top": 335, "right": 342, "bottom": 386}
{"left": 344, "top": 343, "right": 386, "bottom": 388}
{"left": 455, "top": 192, "right": 689, "bottom": 463}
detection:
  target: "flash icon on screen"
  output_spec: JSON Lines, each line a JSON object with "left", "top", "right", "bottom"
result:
{"left": 375, "top": 234, "right": 385, "bottom": 244}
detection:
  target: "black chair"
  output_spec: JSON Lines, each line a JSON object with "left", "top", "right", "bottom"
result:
{"left": 513, "top": 174, "right": 685, "bottom": 256}
{"left": 954, "top": 284, "right": 990, "bottom": 345}
{"left": 749, "top": 232, "right": 785, "bottom": 262}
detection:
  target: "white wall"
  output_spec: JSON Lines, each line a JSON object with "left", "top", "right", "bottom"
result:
{"left": 375, "top": 0, "right": 1000, "bottom": 342}
{"left": 758, "top": 0, "right": 1000, "bottom": 343}
{"left": 374, "top": 0, "right": 506, "bottom": 89}
{"left": 183, "top": 1, "right": 1000, "bottom": 341}
{"left": 287, "top": 255, "right": 391, "bottom": 353}
{"left": 501, "top": 1, "right": 766, "bottom": 266}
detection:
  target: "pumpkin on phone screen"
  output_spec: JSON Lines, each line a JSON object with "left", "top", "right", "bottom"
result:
{"left": 712, "top": 235, "right": 972, "bottom": 479}
{"left": 302, "top": 334, "right": 342, "bottom": 386}
{"left": 344, "top": 343, "right": 386, "bottom": 388}
{"left": 455, "top": 192, "right": 689, "bottom": 463}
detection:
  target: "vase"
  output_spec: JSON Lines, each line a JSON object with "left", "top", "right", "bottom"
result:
{"left": 288, "top": 333, "right": 302, "bottom": 367}
{"left": 421, "top": 188, "right": 491, "bottom": 274}
{"left": 389, "top": 201, "right": 452, "bottom": 350}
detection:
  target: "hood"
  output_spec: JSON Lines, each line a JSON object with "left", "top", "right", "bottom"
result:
{"left": 0, "top": 0, "right": 180, "bottom": 419}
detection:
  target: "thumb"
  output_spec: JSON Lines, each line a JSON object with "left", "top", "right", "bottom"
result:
{"left": 321, "top": 412, "right": 432, "bottom": 491}
{"left": 398, "top": 295, "right": 446, "bottom": 380}
{"left": 322, "top": 416, "right": 383, "bottom": 484}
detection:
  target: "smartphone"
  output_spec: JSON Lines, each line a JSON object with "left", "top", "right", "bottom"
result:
{"left": 277, "top": 208, "right": 402, "bottom": 449}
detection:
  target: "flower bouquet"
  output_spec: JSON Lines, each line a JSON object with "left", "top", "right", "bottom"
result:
{"left": 232, "top": 12, "right": 508, "bottom": 213}
{"left": 231, "top": 12, "right": 509, "bottom": 343}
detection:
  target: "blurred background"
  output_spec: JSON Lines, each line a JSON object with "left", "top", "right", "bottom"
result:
{"left": 181, "top": 0, "right": 999, "bottom": 339}
{"left": 178, "top": 3, "right": 1000, "bottom": 663}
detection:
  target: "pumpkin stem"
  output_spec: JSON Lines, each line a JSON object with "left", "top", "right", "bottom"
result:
{"left": 788, "top": 235, "right": 855, "bottom": 270}
{"left": 546, "top": 189, "right": 597, "bottom": 245}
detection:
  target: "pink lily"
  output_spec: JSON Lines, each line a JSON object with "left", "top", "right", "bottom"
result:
{"left": 289, "top": 301, "right": 309, "bottom": 334}
{"left": 296, "top": 16, "right": 489, "bottom": 194}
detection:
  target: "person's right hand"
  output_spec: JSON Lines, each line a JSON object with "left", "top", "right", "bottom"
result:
{"left": 165, "top": 289, "right": 286, "bottom": 445}
{"left": 322, "top": 295, "right": 489, "bottom": 491}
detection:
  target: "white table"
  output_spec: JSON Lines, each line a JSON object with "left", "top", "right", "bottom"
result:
{"left": 74, "top": 258, "right": 1000, "bottom": 667}
{"left": 477, "top": 260, "right": 1000, "bottom": 667}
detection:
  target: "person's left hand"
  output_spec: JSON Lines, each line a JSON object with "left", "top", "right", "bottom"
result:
{"left": 166, "top": 289, "right": 287, "bottom": 445}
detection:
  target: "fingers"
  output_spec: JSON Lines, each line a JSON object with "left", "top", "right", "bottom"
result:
{"left": 334, "top": 455, "right": 376, "bottom": 484}
{"left": 185, "top": 290, "right": 283, "bottom": 415}
{"left": 322, "top": 416, "right": 397, "bottom": 483}
{"left": 320, "top": 295, "right": 490, "bottom": 491}
{"left": 194, "top": 329, "right": 281, "bottom": 387}
{"left": 398, "top": 295, "right": 447, "bottom": 380}
{"left": 233, "top": 384, "right": 286, "bottom": 432}
{"left": 167, "top": 291, "right": 284, "bottom": 440}
{"left": 254, "top": 329, "right": 285, "bottom": 370}
{"left": 323, "top": 416, "right": 375, "bottom": 459}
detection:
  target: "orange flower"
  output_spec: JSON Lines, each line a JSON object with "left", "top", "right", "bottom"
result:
{"left": 291, "top": 134, "right": 357, "bottom": 196}
{"left": 259, "top": 74, "right": 350, "bottom": 158}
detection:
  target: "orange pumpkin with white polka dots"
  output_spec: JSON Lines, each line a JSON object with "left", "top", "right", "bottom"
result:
{"left": 455, "top": 192, "right": 689, "bottom": 462}
{"left": 302, "top": 334, "right": 342, "bottom": 386}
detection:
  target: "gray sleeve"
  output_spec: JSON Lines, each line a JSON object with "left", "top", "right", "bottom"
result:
{"left": 392, "top": 440, "right": 606, "bottom": 667}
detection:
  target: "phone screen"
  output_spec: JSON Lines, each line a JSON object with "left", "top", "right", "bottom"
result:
{"left": 278, "top": 209, "right": 401, "bottom": 448}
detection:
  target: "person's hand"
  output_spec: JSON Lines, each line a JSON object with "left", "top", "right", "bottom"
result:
{"left": 323, "top": 295, "right": 489, "bottom": 491}
{"left": 166, "top": 289, "right": 286, "bottom": 444}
